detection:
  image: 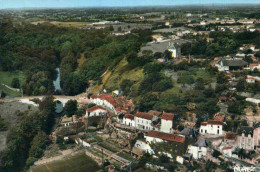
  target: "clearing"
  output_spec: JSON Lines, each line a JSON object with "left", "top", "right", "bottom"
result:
{"left": 31, "top": 153, "right": 100, "bottom": 172}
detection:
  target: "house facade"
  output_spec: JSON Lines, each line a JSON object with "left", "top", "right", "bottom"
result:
{"left": 122, "top": 114, "right": 135, "bottom": 127}
{"left": 86, "top": 106, "right": 107, "bottom": 118}
{"left": 188, "top": 139, "right": 208, "bottom": 160}
{"left": 199, "top": 120, "right": 223, "bottom": 135}
{"left": 237, "top": 126, "right": 255, "bottom": 150}
{"left": 160, "top": 112, "right": 174, "bottom": 133}
{"left": 135, "top": 112, "right": 157, "bottom": 131}
{"left": 253, "top": 123, "right": 260, "bottom": 148}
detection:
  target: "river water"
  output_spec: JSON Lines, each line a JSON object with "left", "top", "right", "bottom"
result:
{"left": 53, "top": 68, "right": 61, "bottom": 91}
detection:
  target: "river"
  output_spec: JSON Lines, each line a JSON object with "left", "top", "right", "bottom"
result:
{"left": 53, "top": 68, "right": 61, "bottom": 91}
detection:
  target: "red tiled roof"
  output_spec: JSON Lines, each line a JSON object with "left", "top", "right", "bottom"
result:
{"left": 201, "top": 122, "right": 207, "bottom": 126}
{"left": 246, "top": 78, "right": 260, "bottom": 82}
{"left": 124, "top": 114, "right": 135, "bottom": 120}
{"left": 225, "top": 132, "right": 237, "bottom": 140}
{"left": 219, "top": 97, "right": 227, "bottom": 101}
{"left": 86, "top": 106, "right": 107, "bottom": 113}
{"left": 98, "top": 94, "right": 119, "bottom": 106}
{"left": 222, "top": 146, "right": 233, "bottom": 150}
{"left": 207, "top": 120, "right": 223, "bottom": 125}
{"left": 147, "top": 131, "right": 185, "bottom": 143}
{"left": 136, "top": 112, "right": 153, "bottom": 120}
{"left": 161, "top": 112, "right": 174, "bottom": 121}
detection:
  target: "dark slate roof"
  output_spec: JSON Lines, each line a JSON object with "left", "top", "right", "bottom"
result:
{"left": 222, "top": 59, "right": 248, "bottom": 67}
{"left": 238, "top": 126, "right": 254, "bottom": 137}
{"left": 180, "top": 128, "right": 198, "bottom": 138}
{"left": 194, "top": 139, "right": 208, "bottom": 147}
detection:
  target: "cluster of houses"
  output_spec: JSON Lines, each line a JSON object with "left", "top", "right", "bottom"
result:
{"left": 81, "top": 93, "right": 260, "bottom": 166}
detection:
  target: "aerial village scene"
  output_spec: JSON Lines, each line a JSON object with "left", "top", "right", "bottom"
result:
{"left": 0, "top": 0, "right": 260, "bottom": 172}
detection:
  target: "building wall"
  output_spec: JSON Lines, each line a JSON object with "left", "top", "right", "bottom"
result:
{"left": 237, "top": 134, "right": 254, "bottom": 150}
{"left": 160, "top": 119, "right": 173, "bottom": 133}
{"left": 168, "top": 49, "right": 177, "bottom": 58}
{"left": 200, "top": 124, "right": 223, "bottom": 135}
{"left": 123, "top": 118, "right": 135, "bottom": 127}
{"left": 253, "top": 128, "right": 260, "bottom": 147}
{"left": 90, "top": 98, "right": 116, "bottom": 113}
{"left": 145, "top": 136, "right": 164, "bottom": 143}
{"left": 135, "top": 117, "right": 153, "bottom": 131}
{"left": 188, "top": 145, "right": 207, "bottom": 159}
{"left": 86, "top": 109, "right": 107, "bottom": 118}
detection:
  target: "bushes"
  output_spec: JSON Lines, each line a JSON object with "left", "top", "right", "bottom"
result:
{"left": 64, "top": 100, "right": 78, "bottom": 117}
{"left": 0, "top": 116, "right": 8, "bottom": 131}
{"left": 0, "top": 95, "right": 55, "bottom": 172}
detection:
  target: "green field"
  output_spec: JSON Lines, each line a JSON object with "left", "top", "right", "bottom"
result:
{"left": 32, "top": 153, "right": 100, "bottom": 172}
{"left": 0, "top": 71, "right": 26, "bottom": 86}
{"left": 0, "top": 85, "right": 21, "bottom": 97}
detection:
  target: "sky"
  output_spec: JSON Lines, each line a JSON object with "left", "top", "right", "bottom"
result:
{"left": 0, "top": 0, "right": 259, "bottom": 9}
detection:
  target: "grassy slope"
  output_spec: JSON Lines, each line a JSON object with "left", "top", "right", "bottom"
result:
{"left": 0, "top": 71, "right": 26, "bottom": 97}
{"left": 32, "top": 153, "right": 100, "bottom": 172}
{"left": 0, "top": 71, "right": 26, "bottom": 86}
{"left": 90, "top": 57, "right": 144, "bottom": 95}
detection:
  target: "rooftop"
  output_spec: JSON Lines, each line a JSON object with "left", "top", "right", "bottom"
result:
{"left": 123, "top": 114, "right": 135, "bottom": 120}
{"left": 222, "top": 59, "right": 248, "bottom": 67}
{"left": 136, "top": 112, "right": 154, "bottom": 120}
{"left": 147, "top": 130, "right": 185, "bottom": 143}
{"left": 161, "top": 112, "right": 174, "bottom": 121}
{"left": 86, "top": 105, "right": 107, "bottom": 113}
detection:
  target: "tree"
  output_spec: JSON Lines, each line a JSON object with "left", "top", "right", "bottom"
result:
{"left": 195, "top": 77, "right": 205, "bottom": 90}
{"left": 0, "top": 116, "right": 7, "bottom": 131}
{"left": 213, "top": 150, "right": 221, "bottom": 158}
{"left": 11, "top": 78, "right": 20, "bottom": 88}
{"left": 216, "top": 72, "right": 228, "bottom": 84}
{"left": 117, "top": 26, "right": 122, "bottom": 32}
{"left": 64, "top": 100, "right": 78, "bottom": 117}
{"left": 163, "top": 50, "right": 172, "bottom": 60}
{"left": 236, "top": 78, "right": 246, "bottom": 92}
{"left": 28, "top": 131, "right": 49, "bottom": 159}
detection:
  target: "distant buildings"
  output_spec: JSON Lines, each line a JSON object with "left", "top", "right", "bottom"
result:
{"left": 217, "top": 58, "right": 248, "bottom": 71}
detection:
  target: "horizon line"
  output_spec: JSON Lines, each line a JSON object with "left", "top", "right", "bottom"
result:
{"left": 1, "top": 3, "right": 260, "bottom": 10}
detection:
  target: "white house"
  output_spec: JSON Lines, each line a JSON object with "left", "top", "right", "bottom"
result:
{"left": 199, "top": 120, "right": 223, "bottom": 135}
{"left": 168, "top": 43, "right": 177, "bottom": 58}
{"left": 200, "top": 21, "right": 207, "bottom": 25}
{"left": 246, "top": 75, "right": 260, "bottom": 83}
{"left": 134, "top": 140, "right": 155, "bottom": 154}
{"left": 122, "top": 114, "right": 135, "bottom": 127}
{"left": 90, "top": 94, "right": 118, "bottom": 113}
{"left": 188, "top": 139, "right": 208, "bottom": 160}
{"left": 135, "top": 112, "right": 157, "bottom": 131}
{"left": 160, "top": 112, "right": 174, "bottom": 133}
{"left": 86, "top": 105, "right": 107, "bottom": 118}
{"left": 145, "top": 130, "right": 185, "bottom": 144}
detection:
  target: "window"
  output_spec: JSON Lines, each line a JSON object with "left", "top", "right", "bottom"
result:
{"left": 201, "top": 129, "right": 203, "bottom": 133}
{"left": 218, "top": 126, "right": 219, "bottom": 128}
